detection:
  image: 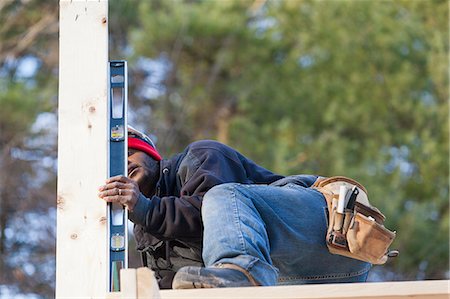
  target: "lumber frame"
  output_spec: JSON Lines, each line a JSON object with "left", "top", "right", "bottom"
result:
{"left": 57, "top": 0, "right": 109, "bottom": 298}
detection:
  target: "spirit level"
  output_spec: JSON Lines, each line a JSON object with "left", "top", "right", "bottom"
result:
{"left": 107, "top": 60, "right": 128, "bottom": 292}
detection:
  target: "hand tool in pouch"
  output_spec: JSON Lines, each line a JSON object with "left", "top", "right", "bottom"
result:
{"left": 330, "top": 185, "right": 348, "bottom": 247}
{"left": 342, "top": 186, "right": 359, "bottom": 234}
{"left": 333, "top": 185, "right": 347, "bottom": 231}
{"left": 107, "top": 61, "right": 128, "bottom": 292}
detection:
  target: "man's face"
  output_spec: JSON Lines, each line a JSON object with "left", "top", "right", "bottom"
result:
{"left": 127, "top": 149, "right": 159, "bottom": 198}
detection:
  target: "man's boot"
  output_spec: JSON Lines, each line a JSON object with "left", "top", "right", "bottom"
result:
{"left": 172, "top": 263, "right": 260, "bottom": 289}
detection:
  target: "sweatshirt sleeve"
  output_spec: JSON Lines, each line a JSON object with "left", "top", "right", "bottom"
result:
{"left": 269, "top": 174, "right": 319, "bottom": 188}
{"left": 128, "top": 193, "right": 203, "bottom": 241}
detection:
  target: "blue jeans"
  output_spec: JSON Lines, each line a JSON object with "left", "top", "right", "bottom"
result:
{"left": 201, "top": 181, "right": 371, "bottom": 286}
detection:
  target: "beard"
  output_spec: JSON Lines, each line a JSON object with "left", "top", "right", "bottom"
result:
{"left": 128, "top": 162, "right": 157, "bottom": 198}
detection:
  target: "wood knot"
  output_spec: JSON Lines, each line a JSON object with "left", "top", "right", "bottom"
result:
{"left": 99, "top": 216, "right": 107, "bottom": 225}
{"left": 57, "top": 195, "right": 65, "bottom": 210}
{"left": 88, "top": 106, "right": 96, "bottom": 113}
{"left": 102, "top": 17, "right": 107, "bottom": 24}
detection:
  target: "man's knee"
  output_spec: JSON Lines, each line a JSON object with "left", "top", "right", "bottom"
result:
{"left": 204, "top": 183, "right": 241, "bottom": 203}
{"left": 202, "top": 183, "right": 244, "bottom": 218}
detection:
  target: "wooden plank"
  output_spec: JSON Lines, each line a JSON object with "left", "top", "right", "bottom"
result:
{"left": 105, "top": 292, "right": 121, "bottom": 299}
{"left": 159, "top": 280, "right": 449, "bottom": 299}
{"left": 137, "top": 268, "right": 161, "bottom": 299}
{"left": 105, "top": 268, "right": 160, "bottom": 299}
{"left": 56, "top": 0, "right": 109, "bottom": 298}
{"left": 106, "top": 270, "right": 448, "bottom": 299}
{"left": 121, "top": 269, "right": 137, "bottom": 299}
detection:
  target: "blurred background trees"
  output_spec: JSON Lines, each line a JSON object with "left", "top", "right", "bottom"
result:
{"left": 0, "top": 0, "right": 448, "bottom": 297}
{"left": 0, "top": 0, "right": 58, "bottom": 297}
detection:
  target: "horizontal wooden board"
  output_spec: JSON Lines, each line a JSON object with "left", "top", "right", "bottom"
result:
{"left": 159, "top": 280, "right": 450, "bottom": 299}
{"left": 107, "top": 270, "right": 448, "bottom": 299}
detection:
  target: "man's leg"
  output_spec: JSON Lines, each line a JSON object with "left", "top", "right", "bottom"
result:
{"left": 173, "top": 182, "right": 370, "bottom": 288}
{"left": 173, "top": 183, "right": 278, "bottom": 288}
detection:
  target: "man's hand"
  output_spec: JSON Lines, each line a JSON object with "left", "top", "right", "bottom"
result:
{"left": 98, "top": 175, "right": 140, "bottom": 211}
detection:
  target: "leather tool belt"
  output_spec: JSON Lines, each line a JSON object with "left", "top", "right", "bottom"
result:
{"left": 313, "top": 176, "right": 398, "bottom": 264}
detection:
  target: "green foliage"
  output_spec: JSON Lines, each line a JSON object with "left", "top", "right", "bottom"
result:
{"left": 130, "top": 0, "right": 449, "bottom": 279}
{"left": 1, "top": 83, "right": 38, "bottom": 140}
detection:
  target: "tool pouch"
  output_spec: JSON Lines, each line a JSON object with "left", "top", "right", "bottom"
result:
{"left": 313, "top": 176, "right": 397, "bottom": 265}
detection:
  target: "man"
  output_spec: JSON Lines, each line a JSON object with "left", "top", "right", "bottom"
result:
{"left": 98, "top": 127, "right": 370, "bottom": 289}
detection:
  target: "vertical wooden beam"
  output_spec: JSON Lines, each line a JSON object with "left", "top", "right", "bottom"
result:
{"left": 137, "top": 268, "right": 161, "bottom": 299}
{"left": 120, "top": 269, "right": 138, "bottom": 298}
{"left": 104, "top": 268, "right": 161, "bottom": 299}
{"left": 57, "top": 0, "right": 108, "bottom": 298}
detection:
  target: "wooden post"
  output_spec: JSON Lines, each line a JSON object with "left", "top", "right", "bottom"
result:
{"left": 56, "top": 0, "right": 109, "bottom": 298}
{"left": 137, "top": 268, "right": 161, "bottom": 299}
{"left": 105, "top": 268, "right": 161, "bottom": 299}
